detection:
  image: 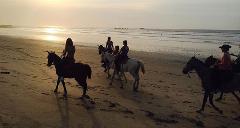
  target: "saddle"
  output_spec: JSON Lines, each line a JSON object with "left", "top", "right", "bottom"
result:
{"left": 61, "top": 58, "right": 75, "bottom": 69}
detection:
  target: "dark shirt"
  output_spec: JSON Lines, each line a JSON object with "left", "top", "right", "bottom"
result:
{"left": 113, "top": 50, "right": 119, "bottom": 56}
{"left": 120, "top": 46, "right": 129, "bottom": 56}
{"left": 106, "top": 41, "right": 114, "bottom": 51}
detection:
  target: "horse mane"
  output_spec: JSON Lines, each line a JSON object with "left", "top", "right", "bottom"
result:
{"left": 53, "top": 53, "right": 61, "bottom": 61}
{"left": 193, "top": 57, "right": 205, "bottom": 66}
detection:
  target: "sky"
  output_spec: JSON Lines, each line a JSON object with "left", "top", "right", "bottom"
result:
{"left": 0, "top": 0, "right": 240, "bottom": 30}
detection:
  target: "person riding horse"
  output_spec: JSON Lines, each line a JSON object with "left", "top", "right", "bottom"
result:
{"left": 213, "top": 44, "right": 233, "bottom": 85}
{"left": 112, "top": 45, "right": 120, "bottom": 56}
{"left": 101, "top": 37, "right": 114, "bottom": 71}
{"left": 115, "top": 40, "right": 129, "bottom": 73}
{"left": 62, "top": 38, "right": 75, "bottom": 65}
{"left": 106, "top": 37, "right": 114, "bottom": 53}
{"left": 217, "top": 44, "right": 232, "bottom": 71}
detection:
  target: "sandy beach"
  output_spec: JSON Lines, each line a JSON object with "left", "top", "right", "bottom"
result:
{"left": 0, "top": 35, "right": 240, "bottom": 128}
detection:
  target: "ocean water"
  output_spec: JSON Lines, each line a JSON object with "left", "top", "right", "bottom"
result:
{"left": 0, "top": 26, "right": 240, "bottom": 57}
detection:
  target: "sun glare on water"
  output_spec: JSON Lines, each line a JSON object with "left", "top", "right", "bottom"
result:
{"left": 44, "top": 28, "right": 60, "bottom": 34}
{"left": 41, "top": 27, "right": 63, "bottom": 41}
{"left": 45, "top": 35, "right": 60, "bottom": 41}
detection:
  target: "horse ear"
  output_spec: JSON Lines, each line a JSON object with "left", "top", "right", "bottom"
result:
{"left": 45, "top": 51, "right": 50, "bottom": 54}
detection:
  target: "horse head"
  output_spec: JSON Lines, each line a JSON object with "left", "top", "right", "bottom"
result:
{"left": 47, "top": 51, "right": 56, "bottom": 67}
{"left": 182, "top": 56, "right": 198, "bottom": 74}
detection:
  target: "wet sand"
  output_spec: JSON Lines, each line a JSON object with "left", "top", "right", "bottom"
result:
{"left": 0, "top": 35, "right": 240, "bottom": 128}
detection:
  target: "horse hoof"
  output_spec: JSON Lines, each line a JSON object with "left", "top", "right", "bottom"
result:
{"left": 133, "top": 89, "right": 138, "bottom": 92}
{"left": 218, "top": 110, "right": 223, "bottom": 114}
{"left": 196, "top": 110, "right": 203, "bottom": 113}
{"left": 84, "top": 95, "right": 90, "bottom": 99}
{"left": 63, "top": 94, "right": 67, "bottom": 98}
{"left": 54, "top": 89, "right": 58, "bottom": 93}
{"left": 215, "top": 98, "right": 222, "bottom": 102}
{"left": 109, "top": 83, "right": 112, "bottom": 85}
{"left": 120, "top": 86, "right": 124, "bottom": 89}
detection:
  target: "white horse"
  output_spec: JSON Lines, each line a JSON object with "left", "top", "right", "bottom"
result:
{"left": 98, "top": 45, "right": 145, "bottom": 91}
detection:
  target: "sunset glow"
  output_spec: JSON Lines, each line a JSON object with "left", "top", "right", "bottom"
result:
{"left": 44, "top": 28, "right": 60, "bottom": 34}
{"left": 0, "top": 0, "right": 239, "bottom": 29}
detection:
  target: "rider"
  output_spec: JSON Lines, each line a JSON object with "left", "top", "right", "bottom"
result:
{"left": 217, "top": 44, "right": 232, "bottom": 71}
{"left": 113, "top": 45, "right": 120, "bottom": 56}
{"left": 62, "top": 38, "right": 75, "bottom": 64}
{"left": 106, "top": 37, "right": 114, "bottom": 53}
{"left": 115, "top": 40, "right": 129, "bottom": 73}
{"left": 215, "top": 44, "right": 233, "bottom": 83}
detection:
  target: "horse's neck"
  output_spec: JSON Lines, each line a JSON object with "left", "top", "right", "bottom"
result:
{"left": 53, "top": 55, "right": 62, "bottom": 66}
{"left": 194, "top": 61, "right": 209, "bottom": 79}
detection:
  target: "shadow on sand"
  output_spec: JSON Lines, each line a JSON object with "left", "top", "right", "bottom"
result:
{"left": 54, "top": 93, "right": 69, "bottom": 128}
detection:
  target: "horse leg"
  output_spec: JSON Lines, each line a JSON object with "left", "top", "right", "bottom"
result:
{"left": 216, "top": 92, "right": 224, "bottom": 101}
{"left": 119, "top": 74, "right": 124, "bottom": 89}
{"left": 123, "top": 72, "right": 127, "bottom": 83}
{"left": 132, "top": 79, "right": 137, "bottom": 91}
{"left": 61, "top": 78, "right": 67, "bottom": 97}
{"left": 232, "top": 92, "right": 240, "bottom": 104}
{"left": 82, "top": 82, "right": 87, "bottom": 97}
{"left": 197, "top": 92, "right": 209, "bottom": 113}
{"left": 75, "top": 78, "right": 88, "bottom": 97}
{"left": 131, "top": 72, "right": 140, "bottom": 92}
{"left": 107, "top": 68, "right": 111, "bottom": 79}
{"left": 209, "top": 94, "right": 223, "bottom": 114}
{"left": 135, "top": 80, "right": 139, "bottom": 92}
{"left": 109, "top": 70, "right": 116, "bottom": 85}
{"left": 54, "top": 76, "right": 61, "bottom": 93}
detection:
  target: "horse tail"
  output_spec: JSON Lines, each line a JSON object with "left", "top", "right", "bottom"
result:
{"left": 138, "top": 61, "right": 145, "bottom": 74}
{"left": 86, "top": 65, "right": 92, "bottom": 79}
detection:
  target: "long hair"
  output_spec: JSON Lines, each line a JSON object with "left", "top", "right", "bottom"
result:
{"left": 65, "top": 38, "right": 73, "bottom": 49}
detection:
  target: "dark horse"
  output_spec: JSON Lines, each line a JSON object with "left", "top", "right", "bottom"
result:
{"left": 205, "top": 55, "right": 240, "bottom": 101}
{"left": 183, "top": 57, "right": 240, "bottom": 114}
{"left": 47, "top": 51, "right": 92, "bottom": 97}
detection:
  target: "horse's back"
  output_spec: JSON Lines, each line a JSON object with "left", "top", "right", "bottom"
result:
{"left": 58, "top": 63, "right": 91, "bottom": 78}
{"left": 122, "top": 58, "right": 142, "bottom": 72}
{"left": 213, "top": 72, "right": 240, "bottom": 93}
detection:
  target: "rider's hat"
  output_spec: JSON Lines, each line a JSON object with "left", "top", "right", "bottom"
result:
{"left": 219, "top": 44, "right": 231, "bottom": 50}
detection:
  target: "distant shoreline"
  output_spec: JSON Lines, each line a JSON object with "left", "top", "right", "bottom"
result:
{"left": 0, "top": 27, "right": 239, "bottom": 58}
{"left": 0, "top": 25, "right": 14, "bottom": 28}
{"left": 1, "top": 25, "right": 240, "bottom": 31}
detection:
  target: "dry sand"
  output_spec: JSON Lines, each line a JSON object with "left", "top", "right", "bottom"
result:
{"left": 0, "top": 35, "right": 240, "bottom": 128}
